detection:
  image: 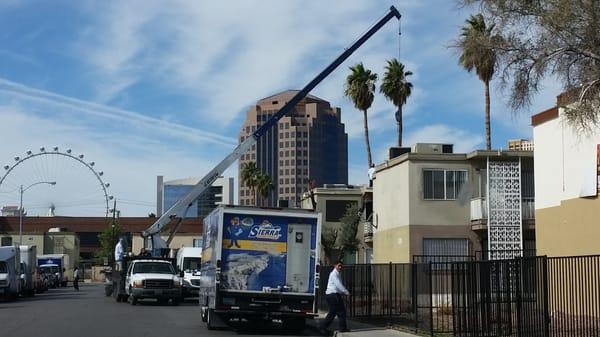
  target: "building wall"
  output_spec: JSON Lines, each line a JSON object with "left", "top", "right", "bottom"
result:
{"left": 372, "top": 226, "right": 411, "bottom": 263}
{"left": 408, "top": 161, "right": 472, "bottom": 226}
{"left": 159, "top": 177, "right": 233, "bottom": 218}
{"left": 536, "top": 196, "right": 600, "bottom": 257}
{"left": 534, "top": 106, "right": 600, "bottom": 256}
{"left": 300, "top": 187, "right": 369, "bottom": 264}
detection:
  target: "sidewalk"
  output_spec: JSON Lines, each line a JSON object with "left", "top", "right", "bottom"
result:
{"left": 309, "top": 316, "right": 422, "bottom": 337}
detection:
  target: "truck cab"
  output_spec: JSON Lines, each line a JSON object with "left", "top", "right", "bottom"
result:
{"left": 124, "top": 259, "right": 183, "bottom": 305}
{"left": 0, "top": 246, "right": 22, "bottom": 300}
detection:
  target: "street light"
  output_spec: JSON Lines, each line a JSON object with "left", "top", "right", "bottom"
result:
{"left": 20, "top": 181, "right": 56, "bottom": 244}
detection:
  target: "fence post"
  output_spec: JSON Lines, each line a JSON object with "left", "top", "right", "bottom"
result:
{"left": 367, "top": 263, "right": 372, "bottom": 317}
{"left": 542, "top": 256, "right": 550, "bottom": 337}
{"left": 429, "top": 261, "right": 434, "bottom": 337}
{"left": 413, "top": 262, "right": 419, "bottom": 332}
{"left": 388, "top": 261, "right": 393, "bottom": 326}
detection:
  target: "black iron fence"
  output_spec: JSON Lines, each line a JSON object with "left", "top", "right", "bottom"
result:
{"left": 319, "top": 254, "right": 600, "bottom": 337}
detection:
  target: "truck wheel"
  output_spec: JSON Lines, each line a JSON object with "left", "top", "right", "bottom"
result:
{"left": 171, "top": 297, "right": 180, "bottom": 306}
{"left": 206, "top": 309, "right": 215, "bottom": 330}
{"left": 283, "top": 318, "right": 306, "bottom": 331}
{"left": 129, "top": 295, "right": 138, "bottom": 305}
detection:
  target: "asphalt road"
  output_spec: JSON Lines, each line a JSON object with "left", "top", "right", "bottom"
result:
{"left": 0, "top": 284, "right": 322, "bottom": 337}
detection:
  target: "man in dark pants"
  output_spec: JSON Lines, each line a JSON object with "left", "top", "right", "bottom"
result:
{"left": 320, "top": 261, "right": 350, "bottom": 335}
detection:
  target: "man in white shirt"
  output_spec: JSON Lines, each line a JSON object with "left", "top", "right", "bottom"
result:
{"left": 114, "top": 238, "right": 125, "bottom": 271}
{"left": 319, "top": 261, "right": 349, "bottom": 334}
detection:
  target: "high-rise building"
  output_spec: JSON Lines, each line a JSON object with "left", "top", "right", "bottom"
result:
{"left": 156, "top": 176, "right": 234, "bottom": 218}
{"left": 238, "top": 90, "right": 348, "bottom": 207}
{"left": 508, "top": 139, "right": 534, "bottom": 151}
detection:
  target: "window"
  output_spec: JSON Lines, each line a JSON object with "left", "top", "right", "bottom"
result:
{"left": 193, "top": 238, "right": 203, "bottom": 248}
{"left": 325, "top": 200, "right": 358, "bottom": 222}
{"left": 423, "top": 169, "right": 467, "bottom": 200}
{"left": 1, "top": 237, "right": 12, "bottom": 246}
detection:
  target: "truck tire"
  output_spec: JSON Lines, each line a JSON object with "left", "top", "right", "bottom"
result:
{"left": 283, "top": 318, "right": 306, "bottom": 331}
{"left": 206, "top": 309, "right": 216, "bottom": 330}
{"left": 129, "top": 295, "right": 138, "bottom": 305}
{"left": 171, "top": 297, "right": 180, "bottom": 306}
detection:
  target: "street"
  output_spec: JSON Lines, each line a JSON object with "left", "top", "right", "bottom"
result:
{"left": 0, "top": 284, "right": 322, "bottom": 337}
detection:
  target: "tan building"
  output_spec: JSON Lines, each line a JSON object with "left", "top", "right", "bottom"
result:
{"left": 372, "top": 143, "right": 535, "bottom": 263}
{"left": 301, "top": 185, "right": 372, "bottom": 264}
{"left": 239, "top": 90, "right": 348, "bottom": 207}
{"left": 532, "top": 91, "right": 600, "bottom": 257}
{"left": 0, "top": 229, "right": 80, "bottom": 279}
{"left": 508, "top": 139, "right": 534, "bottom": 151}
{"left": 0, "top": 216, "right": 201, "bottom": 259}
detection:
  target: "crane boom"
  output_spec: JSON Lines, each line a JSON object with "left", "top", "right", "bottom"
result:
{"left": 143, "top": 6, "right": 401, "bottom": 250}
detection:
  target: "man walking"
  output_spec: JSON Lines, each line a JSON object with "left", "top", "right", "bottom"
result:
{"left": 73, "top": 266, "right": 80, "bottom": 291}
{"left": 320, "top": 261, "right": 350, "bottom": 334}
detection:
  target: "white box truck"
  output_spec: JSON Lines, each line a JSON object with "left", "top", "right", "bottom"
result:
{"left": 199, "top": 205, "right": 321, "bottom": 330}
{"left": 0, "top": 246, "right": 22, "bottom": 300}
{"left": 38, "top": 254, "right": 69, "bottom": 287}
{"left": 19, "top": 245, "right": 37, "bottom": 296}
{"left": 176, "top": 247, "right": 202, "bottom": 297}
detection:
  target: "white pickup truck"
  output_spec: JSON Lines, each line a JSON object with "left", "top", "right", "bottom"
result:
{"left": 124, "top": 259, "right": 183, "bottom": 306}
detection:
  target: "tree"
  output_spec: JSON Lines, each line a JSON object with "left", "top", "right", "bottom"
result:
{"left": 380, "top": 59, "right": 413, "bottom": 147}
{"left": 460, "top": 0, "right": 600, "bottom": 130}
{"left": 320, "top": 227, "right": 339, "bottom": 265}
{"left": 345, "top": 63, "right": 377, "bottom": 167}
{"left": 97, "top": 218, "right": 123, "bottom": 265}
{"left": 457, "top": 13, "right": 499, "bottom": 150}
{"left": 255, "top": 173, "right": 273, "bottom": 206}
{"left": 240, "top": 161, "right": 260, "bottom": 205}
{"left": 338, "top": 203, "right": 362, "bottom": 261}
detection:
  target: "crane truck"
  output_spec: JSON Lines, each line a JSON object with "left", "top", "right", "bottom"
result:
{"left": 111, "top": 5, "right": 401, "bottom": 321}
{"left": 139, "top": 5, "right": 401, "bottom": 255}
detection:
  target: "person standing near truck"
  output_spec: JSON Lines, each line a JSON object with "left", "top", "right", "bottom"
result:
{"left": 114, "top": 238, "right": 125, "bottom": 271}
{"left": 320, "top": 261, "right": 350, "bottom": 334}
{"left": 73, "top": 267, "right": 80, "bottom": 291}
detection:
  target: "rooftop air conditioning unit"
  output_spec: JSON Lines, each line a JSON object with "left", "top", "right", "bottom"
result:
{"left": 412, "top": 143, "right": 454, "bottom": 154}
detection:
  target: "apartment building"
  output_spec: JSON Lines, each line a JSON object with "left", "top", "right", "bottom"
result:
{"left": 372, "top": 143, "right": 535, "bottom": 263}
{"left": 532, "top": 91, "right": 600, "bottom": 256}
{"left": 508, "top": 139, "right": 534, "bottom": 151}
{"left": 300, "top": 185, "right": 373, "bottom": 264}
{"left": 238, "top": 90, "right": 348, "bottom": 207}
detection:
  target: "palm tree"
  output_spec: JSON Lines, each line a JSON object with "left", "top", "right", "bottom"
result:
{"left": 457, "top": 13, "right": 498, "bottom": 150}
{"left": 255, "top": 174, "right": 273, "bottom": 206}
{"left": 240, "top": 162, "right": 260, "bottom": 205}
{"left": 380, "top": 59, "right": 413, "bottom": 147}
{"left": 345, "top": 63, "right": 377, "bottom": 167}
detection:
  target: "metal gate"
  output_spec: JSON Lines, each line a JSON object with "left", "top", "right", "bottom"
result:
{"left": 451, "top": 256, "right": 550, "bottom": 337}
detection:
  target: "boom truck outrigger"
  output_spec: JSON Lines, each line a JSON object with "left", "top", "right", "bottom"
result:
{"left": 140, "top": 5, "right": 401, "bottom": 256}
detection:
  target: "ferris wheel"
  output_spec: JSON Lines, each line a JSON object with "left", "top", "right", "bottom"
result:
{"left": 0, "top": 147, "right": 113, "bottom": 217}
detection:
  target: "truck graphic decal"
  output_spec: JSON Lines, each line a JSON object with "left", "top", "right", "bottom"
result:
{"left": 248, "top": 221, "right": 282, "bottom": 240}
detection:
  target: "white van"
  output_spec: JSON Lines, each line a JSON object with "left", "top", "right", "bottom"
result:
{"left": 0, "top": 246, "right": 22, "bottom": 300}
{"left": 176, "top": 247, "right": 202, "bottom": 297}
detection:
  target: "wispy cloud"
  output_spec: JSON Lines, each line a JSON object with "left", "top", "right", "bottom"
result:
{"left": 0, "top": 78, "right": 236, "bottom": 147}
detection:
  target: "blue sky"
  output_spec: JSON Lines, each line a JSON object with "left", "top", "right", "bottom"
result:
{"left": 0, "top": 0, "right": 560, "bottom": 216}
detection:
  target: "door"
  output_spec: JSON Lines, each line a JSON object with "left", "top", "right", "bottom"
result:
{"left": 286, "top": 224, "right": 311, "bottom": 293}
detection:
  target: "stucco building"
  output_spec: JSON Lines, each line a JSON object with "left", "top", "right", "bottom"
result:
{"left": 532, "top": 91, "right": 600, "bottom": 256}
{"left": 372, "top": 143, "right": 535, "bottom": 263}
{"left": 301, "top": 185, "right": 373, "bottom": 264}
